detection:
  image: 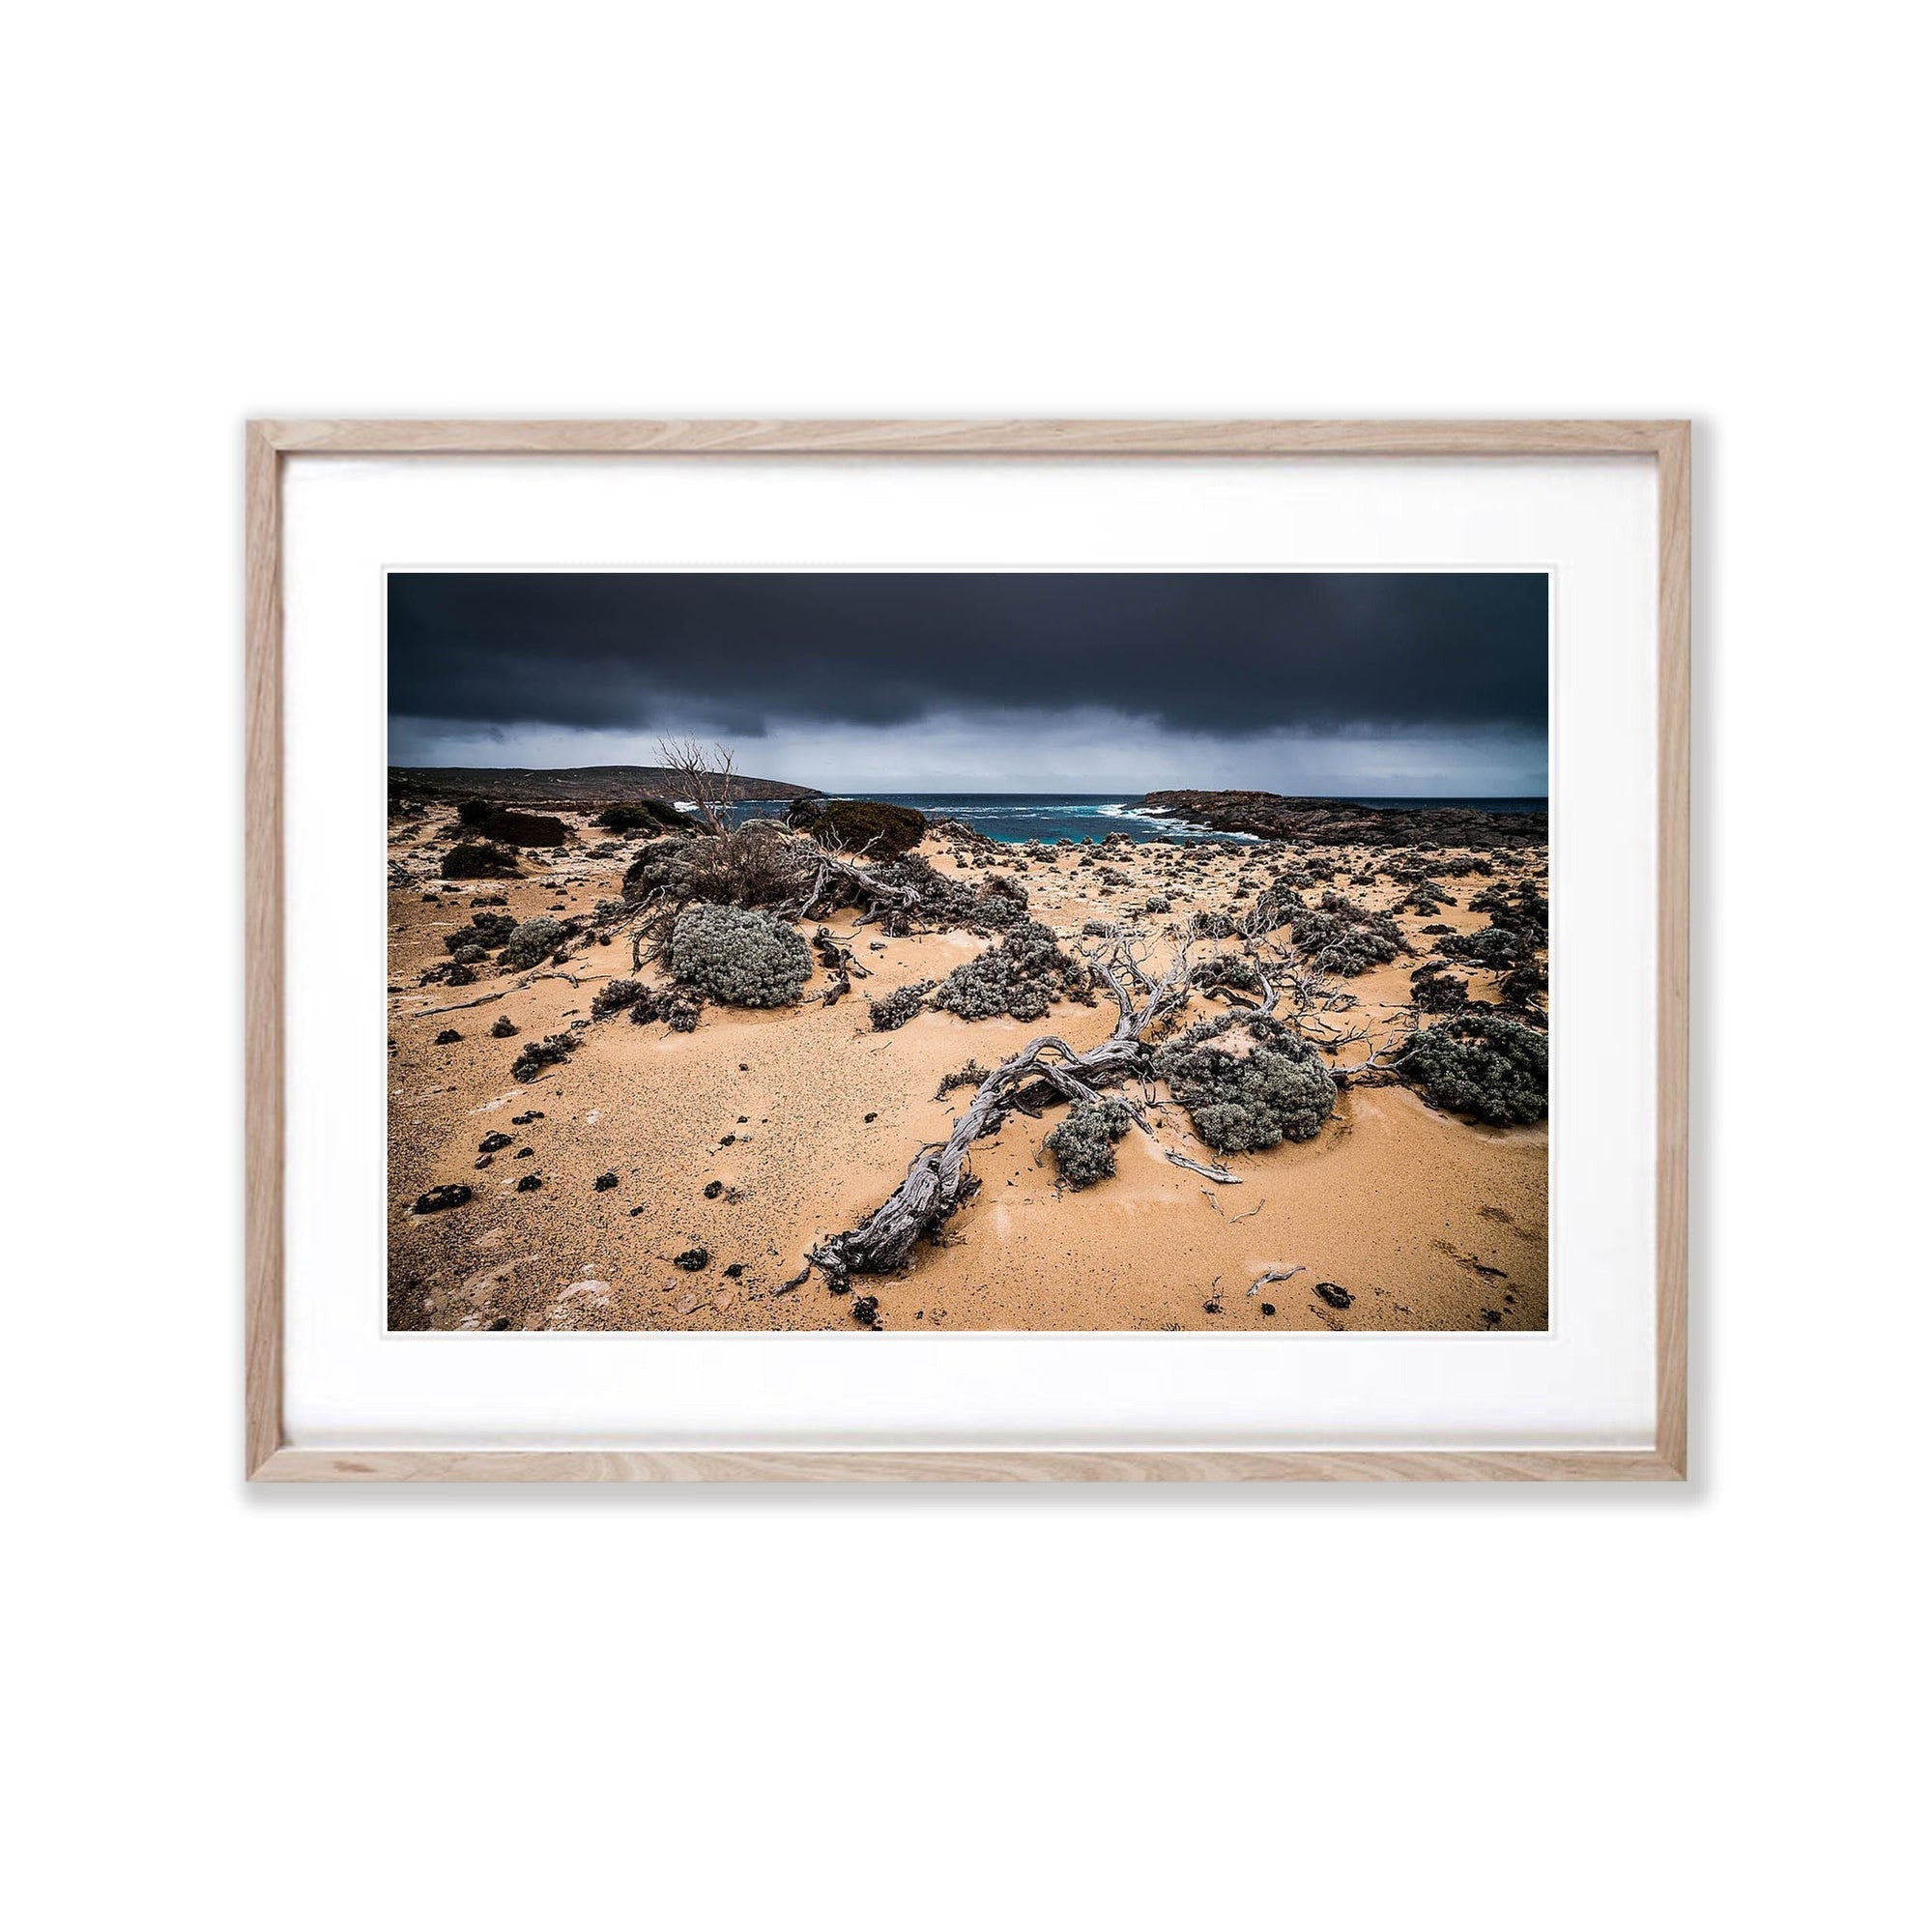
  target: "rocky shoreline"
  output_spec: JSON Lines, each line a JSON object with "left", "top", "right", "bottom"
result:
{"left": 1139, "top": 790, "right": 1546, "bottom": 850}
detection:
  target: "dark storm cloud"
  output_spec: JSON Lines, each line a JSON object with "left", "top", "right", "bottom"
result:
{"left": 388, "top": 572, "right": 1546, "bottom": 739}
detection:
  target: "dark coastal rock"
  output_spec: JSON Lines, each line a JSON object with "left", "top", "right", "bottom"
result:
{"left": 478, "top": 1132, "right": 512, "bottom": 1153}
{"left": 592, "top": 1171, "right": 619, "bottom": 1191}
{"left": 1313, "top": 1282, "right": 1354, "bottom": 1310}
{"left": 411, "top": 1184, "right": 472, "bottom": 1214}
{"left": 1138, "top": 790, "right": 1546, "bottom": 850}
{"left": 674, "top": 1248, "right": 709, "bottom": 1271}
{"left": 433, "top": 1027, "right": 462, "bottom": 1045}
{"left": 514, "top": 1173, "right": 543, "bottom": 1193}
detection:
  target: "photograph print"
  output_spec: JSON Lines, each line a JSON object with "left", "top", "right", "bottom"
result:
{"left": 387, "top": 570, "right": 1549, "bottom": 1333}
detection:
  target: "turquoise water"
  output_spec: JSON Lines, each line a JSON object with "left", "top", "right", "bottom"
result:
{"left": 732, "top": 793, "right": 1546, "bottom": 845}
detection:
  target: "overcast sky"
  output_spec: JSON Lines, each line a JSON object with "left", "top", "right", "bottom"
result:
{"left": 389, "top": 571, "right": 1548, "bottom": 795}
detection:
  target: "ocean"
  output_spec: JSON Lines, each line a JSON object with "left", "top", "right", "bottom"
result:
{"left": 728, "top": 793, "right": 1547, "bottom": 845}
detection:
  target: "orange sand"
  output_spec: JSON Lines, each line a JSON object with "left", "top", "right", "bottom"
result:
{"left": 387, "top": 814, "right": 1547, "bottom": 1332}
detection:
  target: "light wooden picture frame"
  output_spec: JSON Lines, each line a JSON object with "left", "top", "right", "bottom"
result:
{"left": 246, "top": 418, "right": 1688, "bottom": 1483}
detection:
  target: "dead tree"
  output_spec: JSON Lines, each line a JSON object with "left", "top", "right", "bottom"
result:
{"left": 806, "top": 931, "right": 1205, "bottom": 1284}
{"left": 655, "top": 735, "right": 740, "bottom": 833}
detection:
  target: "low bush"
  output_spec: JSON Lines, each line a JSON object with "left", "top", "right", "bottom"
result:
{"left": 623, "top": 986, "right": 704, "bottom": 1031}
{"left": 1287, "top": 901, "right": 1404, "bottom": 975}
{"left": 670, "top": 903, "right": 812, "bottom": 1007}
{"left": 1394, "top": 1012, "right": 1548, "bottom": 1124}
{"left": 1044, "top": 1097, "right": 1134, "bottom": 1188}
{"left": 595, "top": 798, "right": 696, "bottom": 835}
{"left": 868, "top": 980, "right": 935, "bottom": 1031}
{"left": 1434, "top": 924, "right": 1524, "bottom": 968}
{"left": 498, "top": 915, "right": 568, "bottom": 971}
{"left": 455, "top": 800, "right": 571, "bottom": 847}
{"left": 788, "top": 797, "right": 927, "bottom": 859}
{"left": 509, "top": 1032, "right": 580, "bottom": 1082}
{"left": 1155, "top": 1016, "right": 1338, "bottom": 1152}
{"left": 441, "top": 842, "right": 520, "bottom": 880}
{"left": 1193, "top": 953, "right": 1261, "bottom": 994}
{"left": 1409, "top": 964, "right": 1469, "bottom": 1014}
{"left": 591, "top": 978, "right": 649, "bottom": 1020}
{"left": 933, "top": 921, "right": 1083, "bottom": 1024}
{"left": 1468, "top": 879, "right": 1548, "bottom": 937}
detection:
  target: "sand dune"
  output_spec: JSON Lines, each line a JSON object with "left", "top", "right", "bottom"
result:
{"left": 387, "top": 813, "right": 1547, "bottom": 1333}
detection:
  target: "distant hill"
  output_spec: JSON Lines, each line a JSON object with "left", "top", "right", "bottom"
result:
{"left": 389, "top": 764, "right": 822, "bottom": 807}
{"left": 1139, "top": 789, "right": 1546, "bottom": 849}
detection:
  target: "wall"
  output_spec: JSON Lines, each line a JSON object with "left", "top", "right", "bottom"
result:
{"left": 8, "top": 5, "right": 1920, "bottom": 1928}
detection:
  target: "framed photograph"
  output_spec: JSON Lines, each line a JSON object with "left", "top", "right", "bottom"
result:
{"left": 246, "top": 419, "right": 1687, "bottom": 1482}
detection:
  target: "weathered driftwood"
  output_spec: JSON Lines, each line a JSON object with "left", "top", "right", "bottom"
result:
{"left": 806, "top": 935, "right": 1200, "bottom": 1284}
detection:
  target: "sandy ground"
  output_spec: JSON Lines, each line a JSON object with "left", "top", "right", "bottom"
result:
{"left": 387, "top": 814, "right": 1548, "bottom": 1332}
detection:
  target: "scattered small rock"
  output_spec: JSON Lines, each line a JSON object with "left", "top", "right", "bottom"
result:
{"left": 434, "top": 1028, "right": 462, "bottom": 1045}
{"left": 703, "top": 1180, "right": 724, "bottom": 1200}
{"left": 1313, "top": 1282, "right": 1353, "bottom": 1311}
{"left": 515, "top": 1174, "right": 543, "bottom": 1193}
{"left": 411, "top": 1184, "right": 473, "bottom": 1214}
{"left": 478, "top": 1132, "right": 512, "bottom": 1154}
{"left": 592, "top": 1171, "right": 618, "bottom": 1192}
{"left": 851, "top": 1293, "right": 880, "bottom": 1328}
{"left": 674, "top": 1248, "right": 709, "bottom": 1271}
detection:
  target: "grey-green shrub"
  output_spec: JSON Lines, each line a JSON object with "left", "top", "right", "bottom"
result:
{"left": 1156, "top": 1017, "right": 1338, "bottom": 1152}
{"left": 669, "top": 903, "right": 811, "bottom": 1008}
{"left": 1044, "top": 1097, "right": 1134, "bottom": 1188}
{"left": 591, "top": 977, "right": 648, "bottom": 1020}
{"left": 1394, "top": 1012, "right": 1547, "bottom": 1124}
{"left": 868, "top": 980, "right": 935, "bottom": 1031}
{"left": 932, "top": 921, "right": 1078, "bottom": 1024}
{"left": 498, "top": 915, "right": 568, "bottom": 971}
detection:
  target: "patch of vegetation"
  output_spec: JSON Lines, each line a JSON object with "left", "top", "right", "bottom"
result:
{"left": 670, "top": 903, "right": 812, "bottom": 1007}
{"left": 788, "top": 797, "right": 927, "bottom": 859}
{"left": 1393, "top": 1012, "right": 1548, "bottom": 1124}
{"left": 932, "top": 921, "right": 1086, "bottom": 1024}
{"left": 1409, "top": 963, "right": 1470, "bottom": 1013}
{"left": 934, "top": 1058, "right": 992, "bottom": 1099}
{"left": 447, "top": 910, "right": 518, "bottom": 951}
{"left": 594, "top": 798, "right": 696, "bottom": 835}
{"left": 1044, "top": 1097, "right": 1134, "bottom": 1189}
{"left": 624, "top": 986, "right": 703, "bottom": 1031}
{"left": 456, "top": 799, "right": 571, "bottom": 847}
{"left": 868, "top": 980, "right": 935, "bottom": 1031}
{"left": 1192, "top": 953, "right": 1261, "bottom": 995}
{"left": 1434, "top": 924, "right": 1524, "bottom": 968}
{"left": 1155, "top": 1016, "right": 1338, "bottom": 1152}
{"left": 441, "top": 841, "right": 521, "bottom": 880}
{"left": 1287, "top": 893, "right": 1405, "bottom": 975}
{"left": 498, "top": 915, "right": 568, "bottom": 971}
{"left": 1468, "top": 879, "right": 1549, "bottom": 937}
{"left": 591, "top": 977, "right": 649, "bottom": 1020}
{"left": 509, "top": 1032, "right": 580, "bottom": 1082}
{"left": 1497, "top": 960, "right": 1549, "bottom": 1019}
